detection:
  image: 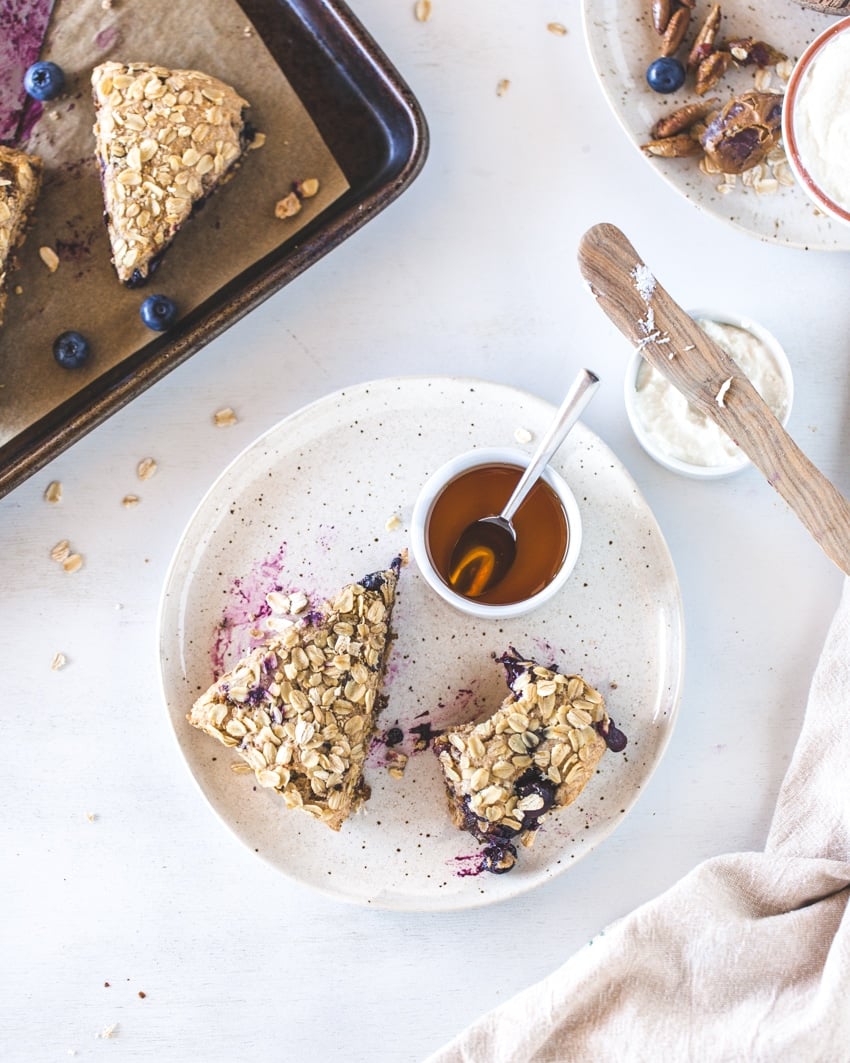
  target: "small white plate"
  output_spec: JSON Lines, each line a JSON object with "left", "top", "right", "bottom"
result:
{"left": 582, "top": 0, "right": 850, "bottom": 251}
{"left": 158, "top": 377, "right": 684, "bottom": 911}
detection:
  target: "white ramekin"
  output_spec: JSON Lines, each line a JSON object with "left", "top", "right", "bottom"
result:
{"left": 409, "top": 445, "right": 583, "bottom": 619}
{"left": 623, "top": 310, "right": 794, "bottom": 480}
{"left": 782, "top": 17, "right": 850, "bottom": 226}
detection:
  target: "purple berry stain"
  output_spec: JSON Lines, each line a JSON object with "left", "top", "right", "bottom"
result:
{"left": 211, "top": 542, "right": 295, "bottom": 677}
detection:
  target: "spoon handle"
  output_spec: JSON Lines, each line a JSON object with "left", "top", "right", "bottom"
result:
{"left": 578, "top": 221, "right": 850, "bottom": 577}
{"left": 502, "top": 368, "right": 600, "bottom": 523}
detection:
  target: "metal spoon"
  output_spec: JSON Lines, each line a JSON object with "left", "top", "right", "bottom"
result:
{"left": 448, "top": 368, "right": 600, "bottom": 597}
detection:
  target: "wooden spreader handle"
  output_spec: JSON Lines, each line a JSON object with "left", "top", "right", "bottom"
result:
{"left": 578, "top": 222, "right": 850, "bottom": 576}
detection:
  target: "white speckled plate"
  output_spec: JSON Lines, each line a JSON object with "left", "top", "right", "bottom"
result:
{"left": 582, "top": 0, "right": 850, "bottom": 250}
{"left": 158, "top": 377, "right": 684, "bottom": 910}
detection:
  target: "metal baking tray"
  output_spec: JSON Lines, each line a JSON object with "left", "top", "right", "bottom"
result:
{"left": 0, "top": 0, "right": 428, "bottom": 499}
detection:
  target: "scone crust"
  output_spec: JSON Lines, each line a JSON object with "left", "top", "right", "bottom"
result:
{"left": 187, "top": 562, "right": 401, "bottom": 831}
{"left": 434, "top": 655, "right": 609, "bottom": 848}
{"left": 0, "top": 145, "right": 43, "bottom": 326}
{"left": 91, "top": 61, "right": 250, "bottom": 284}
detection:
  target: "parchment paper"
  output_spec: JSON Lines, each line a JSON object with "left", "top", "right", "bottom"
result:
{"left": 0, "top": 0, "right": 349, "bottom": 444}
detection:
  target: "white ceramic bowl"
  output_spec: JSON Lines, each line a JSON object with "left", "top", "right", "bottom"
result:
{"left": 623, "top": 310, "right": 794, "bottom": 480}
{"left": 409, "top": 445, "right": 583, "bottom": 619}
{"left": 783, "top": 17, "right": 850, "bottom": 226}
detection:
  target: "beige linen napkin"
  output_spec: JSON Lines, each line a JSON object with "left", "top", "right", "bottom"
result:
{"left": 427, "top": 581, "right": 850, "bottom": 1063}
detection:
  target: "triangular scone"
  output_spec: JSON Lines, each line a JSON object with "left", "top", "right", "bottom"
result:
{"left": 187, "top": 558, "right": 403, "bottom": 831}
{"left": 0, "top": 145, "right": 43, "bottom": 327}
{"left": 91, "top": 61, "right": 252, "bottom": 286}
{"left": 433, "top": 652, "right": 617, "bottom": 872}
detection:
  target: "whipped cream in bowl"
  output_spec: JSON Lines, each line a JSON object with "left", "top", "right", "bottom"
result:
{"left": 783, "top": 17, "right": 850, "bottom": 225}
{"left": 623, "top": 310, "right": 793, "bottom": 480}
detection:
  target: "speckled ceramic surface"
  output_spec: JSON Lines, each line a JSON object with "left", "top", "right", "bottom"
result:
{"left": 582, "top": 0, "right": 850, "bottom": 251}
{"left": 158, "top": 377, "right": 684, "bottom": 910}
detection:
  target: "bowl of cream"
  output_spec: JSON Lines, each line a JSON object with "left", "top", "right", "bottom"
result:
{"left": 623, "top": 310, "right": 793, "bottom": 479}
{"left": 783, "top": 17, "right": 850, "bottom": 225}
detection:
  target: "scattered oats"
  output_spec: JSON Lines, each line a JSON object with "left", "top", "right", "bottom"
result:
{"left": 137, "top": 456, "right": 157, "bottom": 480}
{"left": 39, "top": 245, "right": 60, "bottom": 272}
{"left": 243, "top": 24, "right": 253, "bottom": 36}
{"left": 274, "top": 192, "right": 301, "bottom": 219}
{"left": 775, "top": 161, "right": 795, "bottom": 188}
{"left": 387, "top": 749, "right": 408, "bottom": 778}
{"left": 101, "top": 0, "right": 113, "bottom": 7}
{"left": 230, "top": 761, "right": 254, "bottom": 774}
{"left": 44, "top": 480, "right": 62, "bottom": 503}
{"left": 385, "top": 512, "right": 402, "bottom": 532}
{"left": 51, "top": 652, "right": 67, "bottom": 671}
{"left": 122, "top": 494, "right": 141, "bottom": 507}
{"left": 51, "top": 539, "right": 71, "bottom": 563}
{"left": 547, "top": 21, "right": 568, "bottom": 35}
{"left": 249, "top": 130, "right": 266, "bottom": 150}
{"left": 295, "top": 177, "right": 319, "bottom": 198}
{"left": 86, "top": 812, "right": 97, "bottom": 822}
{"left": 96, "top": 1023, "right": 119, "bottom": 1039}
{"left": 414, "top": 0, "right": 432, "bottom": 21}
{"left": 266, "top": 590, "right": 291, "bottom": 614}
{"left": 513, "top": 426, "right": 533, "bottom": 444}
{"left": 754, "top": 68, "right": 773, "bottom": 92}
{"left": 63, "top": 553, "right": 84, "bottom": 574}
{"left": 754, "top": 175, "right": 779, "bottom": 195}
{"left": 14, "top": 284, "right": 23, "bottom": 294}
{"left": 776, "top": 59, "right": 794, "bottom": 82}
{"left": 214, "top": 406, "right": 238, "bottom": 427}
{"left": 700, "top": 154, "right": 722, "bottom": 176}
{"left": 715, "top": 377, "right": 733, "bottom": 407}
{"left": 289, "top": 591, "right": 308, "bottom": 614}
{"left": 496, "top": 78, "right": 511, "bottom": 97}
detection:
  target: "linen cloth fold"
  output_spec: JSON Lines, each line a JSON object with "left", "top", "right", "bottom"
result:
{"left": 427, "top": 580, "right": 850, "bottom": 1063}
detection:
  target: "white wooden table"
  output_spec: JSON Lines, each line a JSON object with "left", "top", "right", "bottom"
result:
{"left": 2, "top": 3, "right": 847, "bottom": 1059}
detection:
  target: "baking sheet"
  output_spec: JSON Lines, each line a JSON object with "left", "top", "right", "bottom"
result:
{"left": 0, "top": 0, "right": 427, "bottom": 498}
{"left": 1, "top": 0, "right": 348, "bottom": 444}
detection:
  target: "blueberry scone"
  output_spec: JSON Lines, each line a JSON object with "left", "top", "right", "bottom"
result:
{"left": 92, "top": 61, "right": 254, "bottom": 286}
{"left": 434, "top": 652, "right": 625, "bottom": 872}
{"left": 188, "top": 558, "right": 402, "bottom": 831}
{"left": 0, "top": 145, "right": 43, "bottom": 327}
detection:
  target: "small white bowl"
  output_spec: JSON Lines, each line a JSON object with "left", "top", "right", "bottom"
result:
{"left": 409, "top": 445, "right": 583, "bottom": 619}
{"left": 783, "top": 17, "right": 850, "bottom": 226}
{"left": 623, "top": 310, "right": 794, "bottom": 480}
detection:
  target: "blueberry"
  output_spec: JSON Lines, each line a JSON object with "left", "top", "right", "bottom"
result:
{"left": 53, "top": 331, "right": 90, "bottom": 369}
{"left": 359, "top": 571, "right": 385, "bottom": 591}
{"left": 645, "top": 56, "right": 686, "bottom": 94}
{"left": 482, "top": 843, "right": 517, "bottom": 875}
{"left": 596, "top": 719, "right": 628, "bottom": 753}
{"left": 385, "top": 726, "right": 404, "bottom": 747}
{"left": 24, "top": 61, "right": 65, "bottom": 101}
{"left": 515, "top": 772, "right": 556, "bottom": 819}
{"left": 140, "top": 294, "right": 178, "bottom": 331}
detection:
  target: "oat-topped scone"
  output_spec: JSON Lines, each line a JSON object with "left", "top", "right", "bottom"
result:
{"left": 188, "top": 558, "right": 403, "bottom": 831}
{"left": 91, "top": 61, "right": 253, "bottom": 286}
{"left": 0, "top": 145, "right": 43, "bottom": 327}
{"left": 434, "top": 652, "right": 624, "bottom": 873}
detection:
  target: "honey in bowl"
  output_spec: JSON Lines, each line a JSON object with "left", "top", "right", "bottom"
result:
{"left": 426, "top": 463, "right": 569, "bottom": 606}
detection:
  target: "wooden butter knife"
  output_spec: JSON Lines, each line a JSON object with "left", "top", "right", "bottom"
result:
{"left": 578, "top": 221, "right": 850, "bottom": 576}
